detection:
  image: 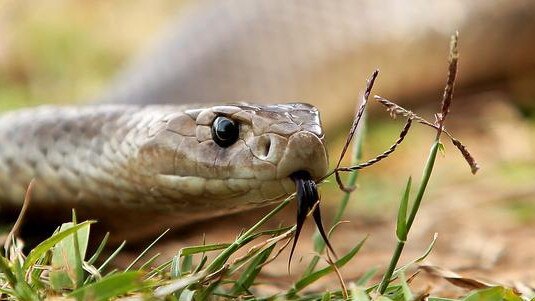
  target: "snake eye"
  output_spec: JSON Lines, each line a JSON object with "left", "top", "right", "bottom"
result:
{"left": 212, "top": 116, "right": 239, "bottom": 147}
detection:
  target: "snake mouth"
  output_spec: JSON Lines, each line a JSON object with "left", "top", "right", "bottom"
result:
{"left": 288, "top": 170, "right": 336, "bottom": 269}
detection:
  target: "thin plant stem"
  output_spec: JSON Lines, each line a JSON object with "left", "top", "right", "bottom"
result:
{"left": 377, "top": 135, "right": 440, "bottom": 295}
{"left": 406, "top": 142, "right": 439, "bottom": 230}
{"left": 377, "top": 32, "right": 458, "bottom": 295}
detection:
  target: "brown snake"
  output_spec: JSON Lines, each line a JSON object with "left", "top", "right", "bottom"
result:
{"left": 1, "top": 0, "right": 534, "bottom": 240}
{"left": 0, "top": 103, "right": 328, "bottom": 240}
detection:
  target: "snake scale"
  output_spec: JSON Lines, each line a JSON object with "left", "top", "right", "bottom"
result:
{"left": 1, "top": 0, "right": 534, "bottom": 240}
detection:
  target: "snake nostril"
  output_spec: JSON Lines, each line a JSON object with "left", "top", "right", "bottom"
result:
{"left": 255, "top": 135, "right": 272, "bottom": 159}
{"left": 263, "top": 138, "right": 271, "bottom": 158}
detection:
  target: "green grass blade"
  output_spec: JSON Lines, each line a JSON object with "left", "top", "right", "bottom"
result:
{"left": 154, "top": 273, "right": 205, "bottom": 298}
{"left": 194, "top": 256, "right": 208, "bottom": 274}
{"left": 463, "top": 287, "right": 523, "bottom": 301}
{"left": 291, "top": 235, "right": 367, "bottom": 294}
{"left": 392, "top": 233, "right": 438, "bottom": 277}
{"left": 145, "top": 259, "right": 173, "bottom": 280}
{"left": 231, "top": 244, "right": 276, "bottom": 295}
{"left": 178, "top": 289, "right": 196, "bottom": 301}
{"left": 370, "top": 234, "right": 438, "bottom": 293}
{"left": 97, "top": 241, "right": 126, "bottom": 273}
{"left": 406, "top": 141, "right": 440, "bottom": 229}
{"left": 180, "top": 255, "right": 193, "bottom": 276}
{"left": 23, "top": 220, "right": 94, "bottom": 271}
{"left": 180, "top": 243, "right": 230, "bottom": 257}
{"left": 71, "top": 211, "right": 85, "bottom": 289}
{"left": 13, "top": 281, "right": 40, "bottom": 301}
{"left": 399, "top": 273, "right": 413, "bottom": 301}
{"left": 171, "top": 252, "right": 182, "bottom": 278}
{"left": 1, "top": 259, "right": 40, "bottom": 301}
{"left": 0, "top": 288, "right": 14, "bottom": 295}
{"left": 87, "top": 232, "right": 110, "bottom": 265}
{"left": 378, "top": 141, "right": 441, "bottom": 295}
{"left": 49, "top": 221, "right": 90, "bottom": 291}
{"left": 125, "top": 229, "right": 169, "bottom": 271}
{"left": 0, "top": 255, "right": 17, "bottom": 286}
{"left": 376, "top": 295, "right": 395, "bottom": 301}
{"left": 396, "top": 177, "right": 412, "bottom": 242}
{"left": 138, "top": 253, "right": 161, "bottom": 271}
{"left": 69, "top": 271, "right": 143, "bottom": 301}
{"left": 204, "top": 195, "right": 292, "bottom": 275}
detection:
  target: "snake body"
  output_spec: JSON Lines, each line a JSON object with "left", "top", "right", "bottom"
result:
{"left": 1, "top": 0, "right": 534, "bottom": 238}
{"left": 100, "top": 0, "right": 535, "bottom": 126}
{"left": 0, "top": 103, "right": 327, "bottom": 238}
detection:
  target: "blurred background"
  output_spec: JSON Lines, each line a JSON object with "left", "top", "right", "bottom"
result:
{"left": 0, "top": 0, "right": 534, "bottom": 293}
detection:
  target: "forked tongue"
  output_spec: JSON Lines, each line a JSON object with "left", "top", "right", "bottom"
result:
{"left": 289, "top": 171, "right": 337, "bottom": 271}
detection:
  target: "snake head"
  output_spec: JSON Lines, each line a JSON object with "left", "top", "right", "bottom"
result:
{"left": 139, "top": 103, "right": 328, "bottom": 213}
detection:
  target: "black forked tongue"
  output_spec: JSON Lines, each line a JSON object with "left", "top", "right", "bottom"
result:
{"left": 289, "top": 171, "right": 337, "bottom": 272}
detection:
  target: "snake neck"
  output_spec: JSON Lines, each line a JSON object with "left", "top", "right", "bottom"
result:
{"left": 0, "top": 105, "right": 175, "bottom": 209}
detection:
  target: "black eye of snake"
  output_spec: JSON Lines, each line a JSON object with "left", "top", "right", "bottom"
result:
{"left": 212, "top": 116, "right": 239, "bottom": 147}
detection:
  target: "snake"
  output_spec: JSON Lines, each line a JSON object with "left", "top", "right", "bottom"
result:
{"left": 0, "top": 103, "right": 328, "bottom": 241}
{"left": 1, "top": 0, "right": 534, "bottom": 240}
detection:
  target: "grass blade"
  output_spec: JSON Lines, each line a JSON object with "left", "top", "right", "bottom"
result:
{"left": 23, "top": 220, "right": 94, "bottom": 271}
{"left": 463, "top": 286, "right": 523, "bottom": 301}
{"left": 50, "top": 221, "right": 90, "bottom": 290}
{"left": 400, "top": 272, "right": 413, "bottom": 301}
{"left": 154, "top": 273, "right": 205, "bottom": 297}
{"left": 204, "top": 195, "right": 293, "bottom": 275}
{"left": 69, "top": 271, "right": 143, "bottom": 300}
{"left": 291, "top": 236, "right": 367, "bottom": 294}
{"left": 0, "top": 255, "right": 17, "bottom": 286}
{"left": 87, "top": 232, "right": 110, "bottom": 265}
{"left": 71, "top": 212, "right": 86, "bottom": 289}
{"left": 97, "top": 241, "right": 126, "bottom": 273}
{"left": 125, "top": 229, "right": 169, "bottom": 271}
{"left": 396, "top": 177, "right": 412, "bottom": 242}
{"left": 180, "top": 255, "right": 193, "bottom": 276}
{"left": 231, "top": 244, "right": 276, "bottom": 295}
{"left": 180, "top": 243, "right": 230, "bottom": 257}
{"left": 138, "top": 253, "right": 161, "bottom": 271}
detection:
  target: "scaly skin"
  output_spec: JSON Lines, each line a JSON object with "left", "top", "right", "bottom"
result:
{"left": 0, "top": 103, "right": 327, "bottom": 239}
